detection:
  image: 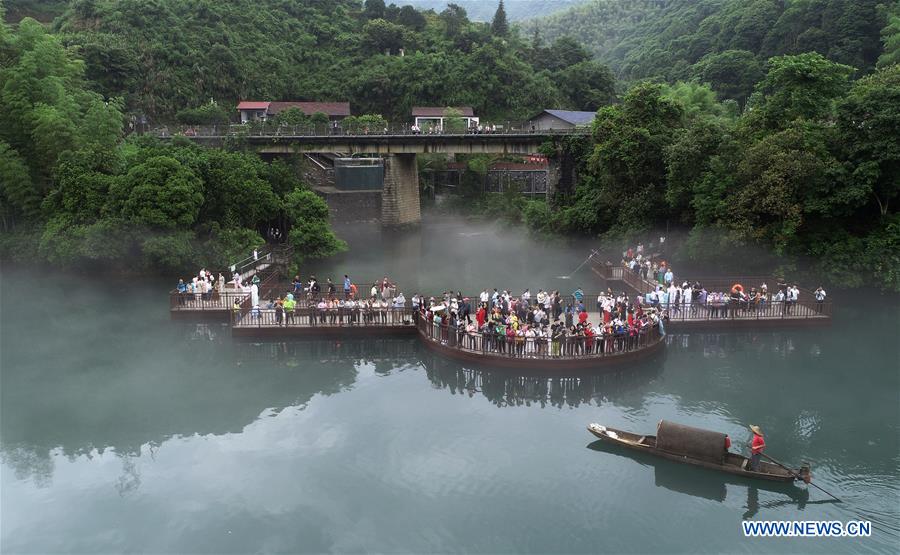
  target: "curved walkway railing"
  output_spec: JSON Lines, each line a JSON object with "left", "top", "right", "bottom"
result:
{"left": 414, "top": 312, "right": 664, "bottom": 362}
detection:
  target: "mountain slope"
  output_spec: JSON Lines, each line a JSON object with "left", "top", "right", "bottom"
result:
{"left": 399, "top": 0, "right": 586, "bottom": 22}
{"left": 538, "top": 0, "right": 887, "bottom": 81}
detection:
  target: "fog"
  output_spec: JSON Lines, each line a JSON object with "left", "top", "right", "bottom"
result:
{"left": 2, "top": 217, "right": 898, "bottom": 553}
{"left": 303, "top": 215, "right": 841, "bottom": 299}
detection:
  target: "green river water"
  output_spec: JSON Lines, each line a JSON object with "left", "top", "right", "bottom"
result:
{"left": 2, "top": 220, "right": 898, "bottom": 553}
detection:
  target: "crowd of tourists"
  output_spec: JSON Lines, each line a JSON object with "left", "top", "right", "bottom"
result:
{"left": 416, "top": 288, "right": 662, "bottom": 358}
{"left": 617, "top": 246, "right": 828, "bottom": 317}
{"left": 175, "top": 269, "right": 227, "bottom": 304}
{"left": 236, "top": 275, "right": 413, "bottom": 326}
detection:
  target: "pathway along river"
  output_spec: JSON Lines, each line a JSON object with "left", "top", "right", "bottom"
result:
{"left": 2, "top": 219, "right": 898, "bottom": 553}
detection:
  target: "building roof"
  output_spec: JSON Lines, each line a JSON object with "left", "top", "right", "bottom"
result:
{"left": 533, "top": 109, "right": 597, "bottom": 126}
{"left": 236, "top": 101, "right": 271, "bottom": 110}
{"left": 236, "top": 101, "right": 351, "bottom": 116}
{"left": 411, "top": 106, "right": 475, "bottom": 117}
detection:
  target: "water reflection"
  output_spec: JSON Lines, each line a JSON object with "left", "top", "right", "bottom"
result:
{"left": 420, "top": 350, "right": 663, "bottom": 409}
{"left": 664, "top": 331, "right": 810, "bottom": 359}
{"left": 2, "top": 335, "right": 421, "bottom": 487}
{"left": 586, "top": 440, "right": 813, "bottom": 511}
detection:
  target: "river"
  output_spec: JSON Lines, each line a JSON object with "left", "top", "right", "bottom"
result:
{"left": 2, "top": 219, "right": 898, "bottom": 553}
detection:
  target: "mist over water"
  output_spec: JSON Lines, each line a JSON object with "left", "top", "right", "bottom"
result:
{"left": 2, "top": 218, "right": 898, "bottom": 554}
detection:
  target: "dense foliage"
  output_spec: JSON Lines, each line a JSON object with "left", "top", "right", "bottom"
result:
{"left": 540, "top": 0, "right": 891, "bottom": 106}
{"left": 2, "top": 0, "right": 897, "bottom": 292}
{"left": 0, "top": 16, "right": 344, "bottom": 273}
{"left": 402, "top": 0, "right": 584, "bottom": 22}
{"left": 530, "top": 56, "right": 900, "bottom": 291}
{"left": 48, "top": 0, "right": 610, "bottom": 122}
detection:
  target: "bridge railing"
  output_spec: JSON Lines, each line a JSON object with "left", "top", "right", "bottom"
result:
{"left": 415, "top": 311, "right": 663, "bottom": 360}
{"left": 170, "top": 289, "right": 249, "bottom": 311}
{"left": 659, "top": 296, "right": 832, "bottom": 321}
{"left": 597, "top": 266, "right": 833, "bottom": 317}
{"left": 148, "top": 122, "right": 592, "bottom": 139}
{"left": 232, "top": 305, "right": 415, "bottom": 328}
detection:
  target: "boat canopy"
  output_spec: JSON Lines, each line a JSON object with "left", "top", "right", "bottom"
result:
{"left": 656, "top": 420, "right": 728, "bottom": 464}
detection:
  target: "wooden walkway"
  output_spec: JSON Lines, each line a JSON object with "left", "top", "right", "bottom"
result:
{"left": 593, "top": 265, "right": 831, "bottom": 328}
{"left": 171, "top": 262, "right": 831, "bottom": 336}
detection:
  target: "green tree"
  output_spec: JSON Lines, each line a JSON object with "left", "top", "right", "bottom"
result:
{"left": 491, "top": 1, "right": 509, "bottom": 37}
{"left": 363, "top": 0, "right": 386, "bottom": 20}
{"left": 748, "top": 53, "right": 854, "bottom": 130}
{"left": 692, "top": 50, "right": 764, "bottom": 106}
{"left": 186, "top": 149, "right": 281, "bottom": 229}
{"left": 660, "top": 81, "right": 738, "bottom": 123}
{"left": 109, "top": 155, "right": 204, "bottom": 229}
{"left": 584, "top": 82, "right": 684, "bottom": 233}
{"left": 283, "top": 188, "right": 347, "bottom": 260}
{"left": 878, "top": 4, "right": 900, "bottom": 68}
{"left": 272, "top": 107, "right": 311, "bottom": 126}
{"left": 176, "top": 101, "right": 230, "bottom": 125}
{"left": 0, "top": 141, "right": 37, "bottom": 224}
{"left": 720, "top": 123, "right": 844, "bottom": 251}
{"left": 397, "top": 6, "right": 426, "bottom": 32}
{"left": 440, "top": 4, "right": 469, "bottom": 40}
{"left": 835, "top": 65, "right": 900, "bottom": 217}
{"left": 442, "top": 107, "right": 467, "bottom": 133}
{"left": 362, "top": 18, "right": 407, "bottom": 54}
{"left": 664, "top": 119, "right": 729, "bottom": 223}
{"left": 556, "top": 61, "right": 615, "bottom": 111}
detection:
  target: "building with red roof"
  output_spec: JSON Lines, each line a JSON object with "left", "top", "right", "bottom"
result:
{"left": 237, "top": 101, "right": 351, "bottom": 123}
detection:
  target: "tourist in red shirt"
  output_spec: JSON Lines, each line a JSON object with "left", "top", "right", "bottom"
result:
{"left": 749, "top": 425, "right": 766, "bottom": 471}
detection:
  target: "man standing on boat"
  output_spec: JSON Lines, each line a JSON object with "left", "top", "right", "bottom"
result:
{"left": 749, "top": 425, "right": 766, "bottom": 471}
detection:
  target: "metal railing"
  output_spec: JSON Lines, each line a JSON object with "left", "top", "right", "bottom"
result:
{"left": 171, "top": 289, "right": 249, "bottom": 311}
{"left": 415, "top": 311, "right": 663, "bottom": 360}
{"left": 149, "top": 122, "right": 592, "bottom": 139}
{"left": 232, "top": 305, "right": 415, "bottom": 328}
{"left": 596, "top": 266, "right": 833, "bottom": 318}
{"left": 659, "top": 296, "right": 832, "bottom": 321}
{"left": 170, "top": 246, "right": 293, "bottom": 311}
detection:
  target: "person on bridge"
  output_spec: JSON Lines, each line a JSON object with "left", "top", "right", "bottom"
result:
{"left": 283, "top": 296, "right": 296, "bottom": 325}
{"left": 343, "top": 275, "right": 351, "bottom": 298}
{"left": 815, "top": 286, "right": 827, "bottom": 313}
{"left": 476, "top": 304, "right": 486, "bottom": 329}
{"left": 749, "top": 425, "right": 766, "bottom": 471}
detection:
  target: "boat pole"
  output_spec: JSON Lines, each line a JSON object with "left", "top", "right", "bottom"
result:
{"left": 761, "top": 453, "right": 843, "bottom": 502}
{"left": 555, "top": 252, "right": 595, "bottom": 280}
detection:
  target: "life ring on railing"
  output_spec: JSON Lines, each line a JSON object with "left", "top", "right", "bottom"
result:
{"left": 731, "top": 283, "right": 744, "bottom": 294}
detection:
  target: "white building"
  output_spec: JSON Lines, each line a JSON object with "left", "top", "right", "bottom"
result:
{"left": 411, "top": 106, "right": 479, "bottom": 131}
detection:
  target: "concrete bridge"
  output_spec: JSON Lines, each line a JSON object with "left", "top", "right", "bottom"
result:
{"left": 154, "top": 128, "right": 586, "bottom": 225}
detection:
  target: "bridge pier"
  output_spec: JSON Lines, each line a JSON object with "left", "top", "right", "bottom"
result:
{"left": 381, "top": 154, "right": 421, "bottom": 226}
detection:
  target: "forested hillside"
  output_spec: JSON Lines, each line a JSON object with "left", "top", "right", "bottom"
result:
{"left": 0, "top": 14, "right": 345, "bottom": 273}
{"left": 400, "top": 0, "right": 585, "bottom": 22}
{"left": 539, "top": 0, "right": 890, "bottom": 104}
{"left": 520, "top": 60, "right": 899, "bottom": 291}
{"left": 0, "top": 0, "right": 897, "bottom": 289}
{"left": 48, "top": 0, "right": 610, "bottom": 121}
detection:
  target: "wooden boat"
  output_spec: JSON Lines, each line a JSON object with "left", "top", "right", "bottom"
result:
{"left": 587, "top": 421, "right": 811, "bottom": 484}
